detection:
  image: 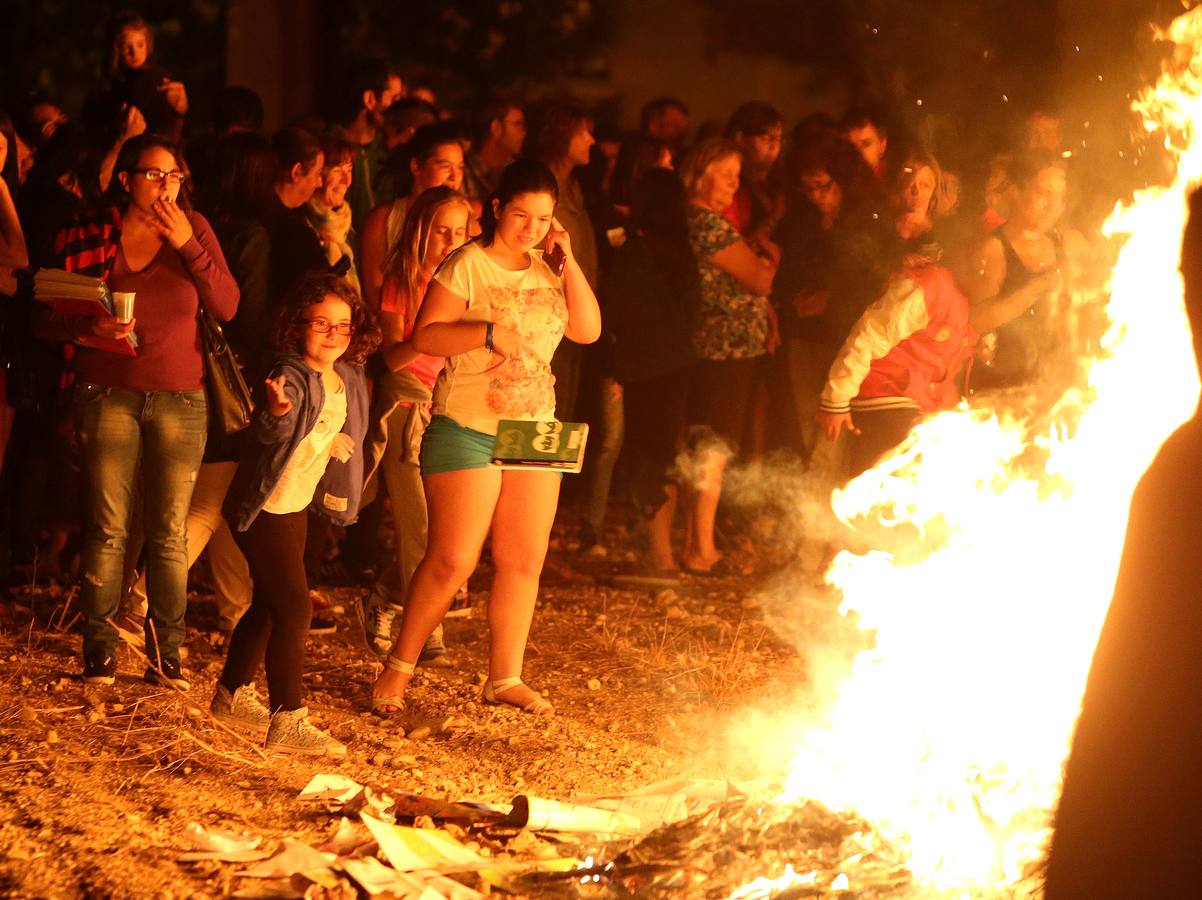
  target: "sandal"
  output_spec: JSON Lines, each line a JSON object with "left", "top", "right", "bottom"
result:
{"left": 371, "top": 657, "right": 415, "bottom": 717}
{"left": 481, "top": 675, "right": 554, "bottom": 716}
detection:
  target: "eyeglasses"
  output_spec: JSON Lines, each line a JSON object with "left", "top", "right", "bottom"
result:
{"left": 306, "top": 319, "right": 354, "bottom": 336}
{"left": 134, "top": 168, "right": 187, "bottom": 184}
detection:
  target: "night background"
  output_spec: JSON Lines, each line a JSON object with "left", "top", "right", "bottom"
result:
{"left": 0, "top": 0, "right": 1187, "bottom": 195}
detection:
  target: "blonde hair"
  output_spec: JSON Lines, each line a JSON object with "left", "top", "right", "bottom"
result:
{"left": 894, "top": 149, "right": 947, "bottom": 219}
{"left": 677, "top": 138, "right": 742, "bottom": 200}
{"left": 384, "top": 186, "right": 472, "bottom": 324}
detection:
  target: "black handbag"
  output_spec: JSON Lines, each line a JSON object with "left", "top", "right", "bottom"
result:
{"left": 199, "top": 310, "right": 253, "bottom": 435}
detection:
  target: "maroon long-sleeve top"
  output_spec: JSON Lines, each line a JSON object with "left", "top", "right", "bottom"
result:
{"left": 73, "top": 211, "right": 240, "bottom": 392}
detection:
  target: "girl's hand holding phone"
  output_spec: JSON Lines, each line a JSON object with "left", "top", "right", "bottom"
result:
{"left": 265, "top": 375, "right": 292, "bottom": 416}
{"left": 329, "top": 433, "right": 356, "bottom": 463}
{"left": 543, "top": 217, "right": 573, "bottom": 275}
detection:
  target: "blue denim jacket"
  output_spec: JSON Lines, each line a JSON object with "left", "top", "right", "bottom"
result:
{"left": 225, "top": 355, "right": 368, "bottom": 532}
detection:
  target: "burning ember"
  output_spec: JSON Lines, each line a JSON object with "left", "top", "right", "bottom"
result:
{"left": 754, "top": 6, "right": 1202, "bottom": 896}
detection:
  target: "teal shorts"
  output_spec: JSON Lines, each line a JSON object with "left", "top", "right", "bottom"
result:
{"left": 420, "top": 415, "right": 497, "bottom": 476}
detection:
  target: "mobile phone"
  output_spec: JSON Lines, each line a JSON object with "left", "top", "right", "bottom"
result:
{"left": 544, "top": 244, "right": 567, "bottom": 277}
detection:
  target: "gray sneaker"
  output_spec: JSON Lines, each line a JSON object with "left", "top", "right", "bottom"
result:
{"left": 358, "top": 587, "right": 403, "bottom": 658}
{"left": 210, "top": 683, "right": 271, "bottom": 735}
{"left": 419, "top": 623, "right": 449, "bottom": 665}
{"left": 264, "top": 707, "right": 347, "bottom": 758}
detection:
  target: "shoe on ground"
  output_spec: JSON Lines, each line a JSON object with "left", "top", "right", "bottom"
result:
{"left": 309, "top": 588, "right": 344, "bottom": 616}
{"left": 210, "top": 682, "right": 271, "bottom": 734}
{"left": 143, "top": 657, "right": 190, "bottom": 691}
{"left": 264, "top": 706, "right": 346, "bottom": 758}
{"left": 309, "top": 615, "right": 338, "bottom": 636}
{"left": 358, "top": 587, "right": 402, "bottom": 658}
{"left": 82, "top": 649, "right": 117, "bottom": 685}
{"left": 418, "top": 622, "right": 450, "bottom": 666}
{"left": 446, "top": 584, "right": 471, "bottom": 618}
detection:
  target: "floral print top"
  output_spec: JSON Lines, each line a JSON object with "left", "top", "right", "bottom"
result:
{"left": 431, "top": 242, "right": 568, "bottom": 435}
{"left": 687, "top": 207, "right": 771, "bottom": 361}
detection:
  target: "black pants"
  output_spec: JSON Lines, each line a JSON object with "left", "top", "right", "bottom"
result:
{"left": 219, "top": 509, "right": 310, "bottom": 711}
{"left": 848, "top": 407, "right": 922, "bottom": 478}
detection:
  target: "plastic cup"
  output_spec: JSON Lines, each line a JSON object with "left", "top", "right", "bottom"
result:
{"left": 112, "top": 292, "right": 136, "bottom": 323}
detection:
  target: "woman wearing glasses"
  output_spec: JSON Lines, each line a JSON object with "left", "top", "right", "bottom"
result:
{"left": 217, "top": 275, "right": 379, "bottom": 755}
{"left": 42, "top": 133, "right": 239, "bottom": 689}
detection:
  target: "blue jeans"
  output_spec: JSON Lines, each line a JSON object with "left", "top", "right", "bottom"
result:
{"left": 75, "top": 384, "right": 207, "bottom": 661}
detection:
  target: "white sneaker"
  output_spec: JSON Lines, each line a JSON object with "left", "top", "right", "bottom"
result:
{"left": 264, "top": 707, "right": 347, "bottom": 758}
{"left": 210, "top": 683, "right": 271, "bottom": 735}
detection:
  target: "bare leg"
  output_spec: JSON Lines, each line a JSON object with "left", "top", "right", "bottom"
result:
{"left": 371, "top": 468, "right": 500, "bottom": 705}
{"left": 647, "top": 484, "right": 679, "bottom": 572}
{"left": 682, "top": 448, "right": 727, "bottom": 571}
{"left": 485, "top": 469, "right": 561, "bottom": 709}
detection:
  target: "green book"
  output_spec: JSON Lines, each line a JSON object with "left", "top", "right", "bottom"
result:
{"left": 491, "top": 420, "right": 590, "bottom": 473}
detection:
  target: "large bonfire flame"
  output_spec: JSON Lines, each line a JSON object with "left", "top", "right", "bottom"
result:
{"left": 766, "top": 7, "right": 1202, "bottom": 895}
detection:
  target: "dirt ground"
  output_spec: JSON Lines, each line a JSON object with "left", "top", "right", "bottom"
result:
{"left": 0, "top": 512, "right": 846, "bottom": 899}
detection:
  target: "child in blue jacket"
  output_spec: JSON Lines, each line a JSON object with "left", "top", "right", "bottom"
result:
{"left": 213, "top": 274, "right": 379, "bottom": 756}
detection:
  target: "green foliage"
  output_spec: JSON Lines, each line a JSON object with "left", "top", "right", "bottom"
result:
{"left": 329, "top": 0, "right": 614, "bottom": 107}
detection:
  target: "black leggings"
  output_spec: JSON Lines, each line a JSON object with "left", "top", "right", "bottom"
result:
{"left": 219, "top": 509, "right": 311, "bottom": 711}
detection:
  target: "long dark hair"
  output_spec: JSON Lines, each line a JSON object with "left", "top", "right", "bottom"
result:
{"left": 627, "top": 167, "right": 697, "bottom": 296}
{"left": 205, "top": 132, "right": 277, "bottom": 222}
{"left": 477, "top": 158, "right": 558, "bottom": 247}
{"left": 104, "top": 133, "right": 191, "bottom": 212}
{"left": 273, "top": 274, "right": 381, "bottom": 367}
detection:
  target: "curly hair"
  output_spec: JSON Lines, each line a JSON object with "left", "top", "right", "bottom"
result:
{"left": 272, "top": 274, "right": 382, "bottom": 366}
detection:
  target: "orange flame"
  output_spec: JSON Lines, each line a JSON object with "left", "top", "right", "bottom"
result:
{"left": 770, "top": 7, "right": 1202, "bottom": 893}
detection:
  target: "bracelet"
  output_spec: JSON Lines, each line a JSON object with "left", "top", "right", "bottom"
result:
{"left": 485, "top": 322, "right": 495, "bottom": 353}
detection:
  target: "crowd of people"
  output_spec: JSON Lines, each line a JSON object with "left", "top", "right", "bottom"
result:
{"left": 0, "top": 12, "right": 1094, "bottom": 757}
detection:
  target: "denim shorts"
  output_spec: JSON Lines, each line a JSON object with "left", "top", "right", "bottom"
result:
{"left": 420, "top": 415, "right": 497, "bottom": 476}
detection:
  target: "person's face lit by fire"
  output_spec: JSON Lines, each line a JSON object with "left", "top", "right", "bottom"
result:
{"left": 740, "top": 123, "right": 783, "bottom": 176}
{"left": 651, "top": 107, "right": 689, "bottom": 147}
{"left": 497, "top": 107, "right": 527, "bottom": 158}
{"left": 1013, "top": 166, "right": 1067, "bottom": 234}
{"left": 1025, "top": 112, "right": 1063, "bottom": 152}
{"left": 697, "top": 153, "right": 741, "bottom": 211}
{"left": 492, "top": 191, "right": 555, "bottom": 254}
{"left": 283, "top": 152, "right": 326, "bottom": 209}
{"left": 118, "top": 26, "right": 150, "bottom": 71}
{"left": 423, "top": 204, "right": 470, "bottom": 271}
{"left": 120, "top": 146, "right": 183, "bottom": 213}
{"left": 847, "top": 123, "right": 888, "bottom": 172}
{"left": 899, "top": 164, "right": 938, "bottom": 218}
{"left": 318, "top": 159, "right": 353, "bottom": 209}
{"left": 300, "top": 295, "right": 354, "bottom": 369}
{"left": 367, "top": 76, "right": 404, "bottom": 129}
{"left": 801, "top": 169, "right": 842, "bottom": 222}
{"left": 567, "top": 123, "right": 595, "bottom": 169}
{"left": 412, "top": 141, "right": 465, "bottom": 194}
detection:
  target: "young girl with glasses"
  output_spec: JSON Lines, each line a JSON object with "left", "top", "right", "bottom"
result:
{"left": 214, "top": 274, "right": 379, "bottom": 756}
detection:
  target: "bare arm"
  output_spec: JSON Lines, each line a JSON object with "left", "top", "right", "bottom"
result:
{"left": 360, "top": 202, "right": 391, "bottom": 310}
{"left": 380, "top": 308, "right": 422, "bottom": 372}
{"left": 0, "top": 178, "right": 28, "bottom": 270}
{"left": 966, "top": 235, "right": 1060, "bottom": 333}
{"left": 412, "top": 280, "right": 527, "bottom": 357}
{"left": 710, "top": 238, "right": 777, "bottom": 296}
{"left": 561, "top": 253, "right": 601, "bottom": 344}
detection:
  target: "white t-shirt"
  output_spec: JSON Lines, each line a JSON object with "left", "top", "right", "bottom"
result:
{"left": 263, "top": 378, "right": 348, "bottom": 515}
{"left": 431, "top": 241, "right": 568, "bottom": 435}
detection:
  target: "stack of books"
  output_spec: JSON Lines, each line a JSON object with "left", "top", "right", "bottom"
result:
{"left": 33, "top": 269, "right": 138, "bottom": 356}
